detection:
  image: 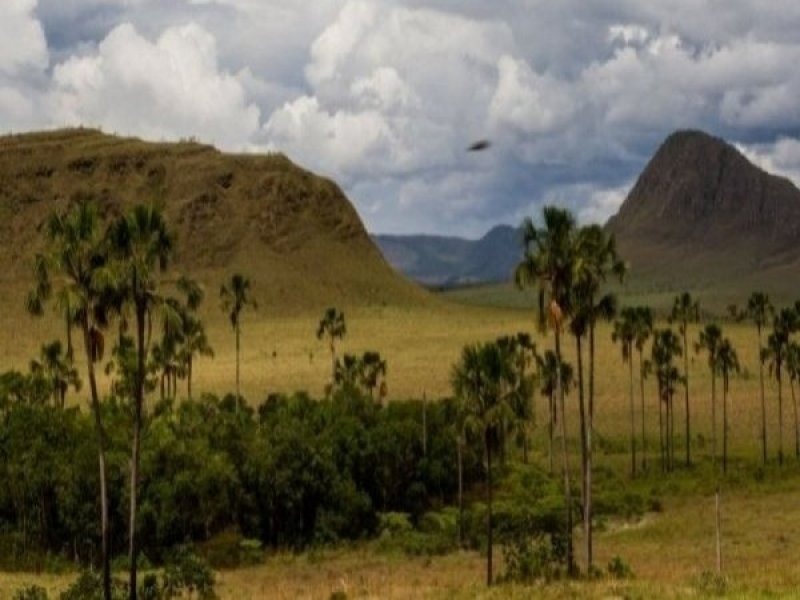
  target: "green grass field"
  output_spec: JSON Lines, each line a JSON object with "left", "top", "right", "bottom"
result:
{"left": 4, "top": 286, "right": 800, "bottom": 598}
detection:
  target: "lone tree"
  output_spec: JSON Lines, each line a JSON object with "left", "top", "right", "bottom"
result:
{"left": 220, "top": 274, "right": 256, "bottom": 400}
{"left": 763, "top": 308, "right": 798, "bottom": 466}
{"left": 787, "top": 342, "right": 800, "bottom": 459}
{"left": 317, "top": 307, "right": 347, "bottom": 383}
{"left": 515, "top": 205, "right": 579, "bottom": 575}
{"left": 538, "top": 350, "right": 573, "bottom": 474}
{"left": 29, "top": 340, "right": 81, "bottom": 409}
{"left": 27, "top": 201, "right": 114, "bottom": 600}
{"left": 670, "top": 292, "right": 700, "bottom": 467}
{"left": 744, "top": 292, "right": 774, "bottom": 465}
{"left": 451, "top": 341, "right": 515, "bottom": 587}
{"left": 716, "top": 337, "right": 740, "bottom": 473}
{"left": 633, "top": 306, "right": 654, "bottom": 471}
{"left": 106, "top": 203, "right": 173, "bottom": 600}
{"left": 696, "top": 324, "right": 723, "bottom": 467}
{"left": 613, "top": 307, "right": 638, "bottom": 477}
{"left": 652, "top": 328, "right": 683, "bottom": 472}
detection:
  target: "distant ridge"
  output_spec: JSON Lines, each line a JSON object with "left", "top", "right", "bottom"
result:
{"left": 0, "top": 128, "right": 428, "bottom": 312}
{"left": 373, "top": 224, "right": 522, "bottom": 286}
{"left": 606, "top": 129, "right": 800, "bottom": 295}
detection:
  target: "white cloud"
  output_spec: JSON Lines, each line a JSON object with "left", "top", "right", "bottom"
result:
{"left": 0, "top": 0, "right": 48, "bottom": 75}
{"left": 4, "top": 1, "right": 800, "bottom": 236}
{"left": 48, "top": 22, "right": 260, "bottom": 149}
{"left": 737, "top": 138, "right": 800, "bottom": 188}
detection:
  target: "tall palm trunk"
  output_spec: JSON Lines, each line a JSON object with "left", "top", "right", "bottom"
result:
{"left": 485, "top": 429, "right": 493, "bottom": 586}
{"left": 667, "top": 391, "right": 673, "bottom": 471}
{"left": 778, "top": 369, "right": 784, "bottom": 466}
{"left": 574, "top": 333, "right": 591, "bottom": 572}
{"left": 723, "top": 373, "right": 729, "bottom": 474}
{"left": 187, "top": 354, "right": 193, "bottom": 401}
{"left": 791, "top": 376, "right": 799, "bottom": 459}
{"left": 628, "top": 347, "right": 636, "bottom": 477}
{"left": 235, "top": 322, "right": 241, "bottom": 399}
{"left": 82, "top": 318, "right": 111, "bottom": 600}
{"left": 683, "top": 330, "right": 691, "bottom": 466}
{"left": 711, "top": 371, "right": 717, "bottom": 468}
{"left": 129, "top": 301, "right": 146, "bottom": 600}
{"left": 457, "top": 432, "right": 464, "bottom": 547}
{"left": 586, "top": 323, "right": 597, "bottom": 572}
{"left": 555, "top": 329, "right": 574, "bottom": 574}
{"left": 548, "top": 391, "right": 555, "bottom": 474}
{"left": 639, "top": 350, "right": 647, "bottom": 471}
{"left": 758, "top": 325, "right": 767, "bottom": 465}
{"left": 658, "top": 388, "right": 665, "bottom": 472}
{"left": 65, "top": 309, "right": 74, "bottom": 363}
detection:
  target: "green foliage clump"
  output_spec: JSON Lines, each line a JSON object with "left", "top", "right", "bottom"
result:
{"left": 607, "top": 555, "right": 634, "bottom": 579}
{"left": 12, "top": 585, "right": 49, "bottom": 600}
{"left": 376, "top": 510, "right": 457, "bottom": 557}
{"left": 161, "top": 548, "right": 218, "bottom": 599}
{"left": 59, "top": 571, "right": 128, "bottom": 600}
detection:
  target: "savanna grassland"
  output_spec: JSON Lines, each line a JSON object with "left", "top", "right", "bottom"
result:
{"left": 5, "top": 283, "right": 800, "bottom": 599}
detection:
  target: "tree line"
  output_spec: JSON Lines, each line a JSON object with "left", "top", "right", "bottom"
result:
{"left": 451, "top": 206, "right": 800, "bottom": 585}
{"left": 9, "top": 199, "right": 800, "bottom": 595}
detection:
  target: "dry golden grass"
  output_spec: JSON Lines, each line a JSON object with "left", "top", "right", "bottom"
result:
{"left": 5, "top": 293, "right": 800, "bottom": 598}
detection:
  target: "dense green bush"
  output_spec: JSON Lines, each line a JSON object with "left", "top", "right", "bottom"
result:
{"left": 0, "top": 378, "right": 484, "bottom": 567}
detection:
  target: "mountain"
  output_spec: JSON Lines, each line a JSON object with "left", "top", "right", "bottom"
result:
{"left": 0, "top": 128, "right": 427, "bottom": 312}
{"left": 606, "top": 129, "right": 800, "bottom": 297}
{"left": 373, "top": 224, "right": 522, "bottom": 286}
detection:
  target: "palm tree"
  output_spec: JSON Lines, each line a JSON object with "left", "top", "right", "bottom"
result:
{"left": 613, "top": 307, "right": 638, "bottom": 476}
{"left": 107, "top": 203, "right": 173, "bottom": 600}
{"left": 333, "top": 353, "right": 361, "bottom": 391}
{"left": 633, "top": 307, "right": 654, "bottom": 471}
{"left": 569, "top": 224, "right": 625, "bottom": 573}
{"left": 696, "top": 324, "right": 723, "bottom": 467}
{"left": 317, "top": 307, "right": 347, "bottom": 383}
{"left": 538, "top": 350, "right": 573, "bottom": 474}
{"left": 27, "top": 201, "right": 113, "bottom": 600}
{"left": 652, "top": 328, "right": 682, "bottom": 472}
{"left": 717, "top": 338, "right": 739, "bottom": 474}
{"left": 745, "top": 293, "right": 774, "bottom": 465}
{"left": 763, "top": 309, "right": 798, "bottom": 466}
{"left": 451, "top": 341, "right": 515, "bottom": 586}
{"left": 220, "top": 274, "right": 256, "bottom": 400}
{"left": 29, "top": 340, "right": 81, "bottom": 408}
{"left": 181, "top": 313, "right": 213, "bottom": 401}
{"left": 359, "top": 351, "right": 387, "bottom": 401}
{"left": 787, "top": 342, "right": 800, "bottom": 460}
{"left": 671, "top": 292, "right": 700, "bottom": 467}
{"left": 173, "top": 277, "right": 213, "bottom": 401}
{"left": 498, "top": 333, "right": 537, "bottom": 463}
{"left": 515, "top": 206, "right": 579, "bottom": 575}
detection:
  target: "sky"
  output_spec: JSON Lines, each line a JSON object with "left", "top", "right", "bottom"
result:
{"left": 4, "top": 1, "right": 800, "bottom": 237}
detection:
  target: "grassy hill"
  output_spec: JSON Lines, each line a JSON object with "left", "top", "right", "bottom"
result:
{"left": 0, "top": 128, "right": 429, "bottom": 316}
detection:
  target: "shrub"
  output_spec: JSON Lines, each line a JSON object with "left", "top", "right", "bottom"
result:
{"left": 607, "top": 555, "right": 634, "bottom": 579}
{"left": 161, "top": 548, "right": 217, "bottom": 599}
{"left": 59, "top": 571, "right": 128, "bottom": 600}
{"left": 13, "top": 585, "right": 48, "bottom": 600}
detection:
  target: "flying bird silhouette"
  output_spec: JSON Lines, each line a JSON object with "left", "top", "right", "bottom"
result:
{"left": 467, "top": 139, "right": 491, "bottom": 152}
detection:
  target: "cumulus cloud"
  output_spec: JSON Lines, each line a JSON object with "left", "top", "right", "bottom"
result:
{"left": 48, "top": 22, "right": 260, "bottom": 149}
{"left": 0, "top": 0, "right": 49, "bottom": 76}
{"left": 4, "top": 1, "right": 800, "bottom": 235}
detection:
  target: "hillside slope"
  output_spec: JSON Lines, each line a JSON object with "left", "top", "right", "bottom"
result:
{"left": 0, "top": 128, "right": 428, "bottom": 313}
{"left": 373, "top": 225, "right": 521, "bottom": 286}
{"left": 606, "top": 130, "right": 800, "bottom": 297}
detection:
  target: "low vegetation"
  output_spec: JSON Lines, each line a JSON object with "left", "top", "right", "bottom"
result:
{"left": 4, "top": 199, "right": 800, "bottom": 599}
